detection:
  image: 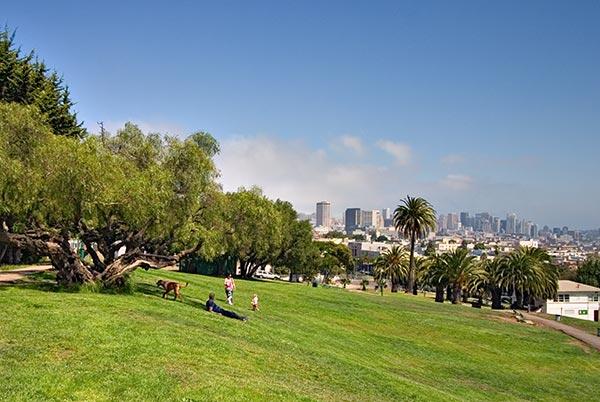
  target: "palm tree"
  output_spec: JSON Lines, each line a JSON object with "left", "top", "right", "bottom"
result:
{"left": 422, "top": 254, "right": 448, "bottom": 303}
{"left": 475, "top": 257, "right": 506, "bottom": 309}
{"left": 393, "top": 196, "right": 436, "bottom": 294}
{"left": 374, "top": 246, "right": 408, "bottom": 292}
{"left": 442, "top": 248, "right": 479, "bottom": 304}
{"left": 502, "top": 247, "right": 558, "bottom": 310}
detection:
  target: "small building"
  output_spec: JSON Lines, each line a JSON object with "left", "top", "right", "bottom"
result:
{"left": 543, "top": 280, "right": 600, "bottom": 322}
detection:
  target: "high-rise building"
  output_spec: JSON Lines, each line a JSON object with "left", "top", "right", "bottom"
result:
{"left": 460, "top": 212, "right": 470, "bottom": 228}
{"left": 506, "top": 213, "right": 517, "bottom": 234}
{"left": 492, "top": 217, "right": 500, "bottom": 233}
{"left": 361, "top": 209, "right": 383, "bottom": 229}
{"left": 531, "top": 223, "right": 539, "bottom": 238}
{"left": 437, "top": 214, "right": 448, "bottom": 232}
{"left": 316, "top": 201, "right": 331, "bottom": 228}
{"left": 345, "top": 208, "right": 361, "bottom": 234}
{"left": 447, "top": 213, "right": 459, "bottom": 231}
{"left": 381, "top": 208, "right": 391, "bottom": 220}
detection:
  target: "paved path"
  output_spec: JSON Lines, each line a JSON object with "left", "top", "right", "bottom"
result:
{"left": 0, "top": 265, "right": 53, "bottom": 283}
{"left": 522, "top": 312, "right": 600, "bottom": 351}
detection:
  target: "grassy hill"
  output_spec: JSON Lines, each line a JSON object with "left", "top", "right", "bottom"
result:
{"left": 1, "top": 269, "right": 599, "bottom": 401}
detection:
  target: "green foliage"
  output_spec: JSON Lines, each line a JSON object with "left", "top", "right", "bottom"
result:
{"left": 576, "top": 256, "right": 600, "bottom": 287}
{"left": 374, "top": 246, "right": 408, "bottom": 292}
{"left": 393, "top": 195, "right": 436, "bottom": 292}
{"left": 314, "top": 241, "right": 353, "bottom": 282}
{"left": 0, "top": 29, "right": 85, "bottom": 137}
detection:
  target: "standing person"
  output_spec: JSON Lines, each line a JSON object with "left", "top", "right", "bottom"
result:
{"left": 206, "top": 293, "right": 247, "bottom": 321}
{"left": 251, "top": 294, "right": 259, "bottom": 311}
{"left": 224, "top": 273, "right": 236, "bottom": 305}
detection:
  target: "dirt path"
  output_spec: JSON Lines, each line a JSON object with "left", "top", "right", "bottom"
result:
{"left": 0, "top": 265, "right": 53, "bottom": 283}
{"left": 522, "top": 312, "right": 600, "bottom": 352}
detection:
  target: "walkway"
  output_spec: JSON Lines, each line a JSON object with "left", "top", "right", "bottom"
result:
{"left": 0, "top": 265, "right": 53, "bottom": 283}
{"left": 522, "top": 312, "right": 600, "bottom": 352}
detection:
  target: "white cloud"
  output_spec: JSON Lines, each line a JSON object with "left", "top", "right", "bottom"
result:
{"left": 441, "top": 154, "right": 465, "bottom": 165}
{"left": 215, "top": 135, "right": 395, "bottom": 213}
{"left": 440, "top": 174, "right": 473, "bottom": 191}
{"left": 339, "top": 135, "right": 364, "bottom": 155}
{"left": 376, "top": 140, "right": 412, "bottom": 166}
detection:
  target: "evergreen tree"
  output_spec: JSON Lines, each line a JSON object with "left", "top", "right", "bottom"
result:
{"left": 0, "top": 28, "right": 85, "bottom": 137}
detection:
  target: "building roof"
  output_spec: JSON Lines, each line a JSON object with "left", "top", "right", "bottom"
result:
{"left": 558, "top": 280, "right": 600, "bottom": 293}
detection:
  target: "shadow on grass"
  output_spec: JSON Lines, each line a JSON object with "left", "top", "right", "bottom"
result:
{"left": 135, "top": 282, "right": 207, "bottom": 310}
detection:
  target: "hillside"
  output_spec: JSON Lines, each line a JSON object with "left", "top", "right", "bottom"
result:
{"left": 1, "top": 270, "right": 599, "bottom": 401}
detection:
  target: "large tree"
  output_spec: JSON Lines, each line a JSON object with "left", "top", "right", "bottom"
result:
{"left": 576, "top": 256, "right": 600, "bottom": 287}
{"left": 0, "top": 29, "right": 84, "bottom": 137}
{"left": 393, "top": 195, "right": 436, "bottom": 294}
{"left": 0, "top": 104, "right": 222, "bottom": 286}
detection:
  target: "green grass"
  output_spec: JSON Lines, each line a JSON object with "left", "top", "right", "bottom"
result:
{"left": 539, "top": 313, "right": 600, "bottom": 336}
{"left": 1, "top": 270, "right": 600, "bottom": 401}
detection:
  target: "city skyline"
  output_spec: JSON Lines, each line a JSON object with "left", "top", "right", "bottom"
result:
{"left": 4, "top": 1, "right": 599, "bottom": 228}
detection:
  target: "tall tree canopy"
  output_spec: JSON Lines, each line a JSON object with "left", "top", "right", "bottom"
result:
{"left": 0, "top": 103, "right": 222, "bottom": 285}
{"left": 0, "top": 29, "right": 85, "bottom": 138}
{"left": 393, "top": 195, "right": 436, "bottom": 294}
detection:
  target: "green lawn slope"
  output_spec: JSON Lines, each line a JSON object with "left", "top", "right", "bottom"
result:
{"left": 1, "top": 269, "right": 599, "bottom": 401}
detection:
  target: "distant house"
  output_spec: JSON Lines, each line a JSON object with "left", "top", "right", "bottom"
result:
{"left": 543, "top": 280, "right": 600, "bottom": 322}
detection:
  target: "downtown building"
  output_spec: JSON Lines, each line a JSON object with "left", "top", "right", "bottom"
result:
{"left": 316, "top": 201, "right": 332, "bottom": 228}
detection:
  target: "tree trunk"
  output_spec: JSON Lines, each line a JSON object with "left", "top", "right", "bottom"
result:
{"left": 391, "top": 280, "right": 399, "bottom": 292}
{"left": 406, "top": 232, "right": 416, "bottom": 293}
{"left": 451, "top": 285, "right": 461, "bottom": 304}
{"left": 462, "top": 290, "right": 469, "bottom": 303}
{"left": 412, "top": 282, "right": 418, "bottom": 295}
{"left": 446, "top": 285, "right": 452, "bottom": 301}
{"left": 513, "top": 289, "right": 524, "bottom": 310}
{"left": 435, "top": 285, "right": 445, "bottom": 303}
{"left": 491, "top": 287, "right": 502, "bottom": 309}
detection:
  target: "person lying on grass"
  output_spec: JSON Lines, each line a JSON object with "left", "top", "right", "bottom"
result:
{"left": 206, "top": 292, "right": 248, "bottom": 321}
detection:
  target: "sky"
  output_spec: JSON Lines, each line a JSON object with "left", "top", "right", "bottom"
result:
{"left": 3, "top": 1, "right": 600, "bottom": 228}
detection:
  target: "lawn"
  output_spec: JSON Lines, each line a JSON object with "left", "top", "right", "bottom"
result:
{"left": 1, "top": 269, "right": 599, "bottom": 402}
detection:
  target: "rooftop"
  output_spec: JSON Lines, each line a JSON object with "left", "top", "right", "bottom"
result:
{"left": 558, "top": 280, "right": 600, "bottom": 293}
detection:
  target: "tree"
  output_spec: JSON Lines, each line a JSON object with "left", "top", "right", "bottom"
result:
{"left": 503, "top": 248, "right": 558, "bottom": 310}
{"left": 315, "top": 241, "right": 353, "bottom": 284}
{"left": 224, "top": 188, "right": 284, "bottom": 278}
{"left": 373, "top": 246, "right": 408, "bottom": 292}
{"left": 0, "top": 29, "right": 85, "bottom": 137}
{"left": 441, "top": 248, "right": 480, "bottom": 304}
{"left": 576, "top": 256, "right": 600, "bottom": 287}
{"left": 393, "top": 196, "right": 436, "bottom": 294}
{"left": 0, "top": 106, "right": 222, "bottom": 286}
{"left": 422, "top": 254, "right": 448, "bottom": 303}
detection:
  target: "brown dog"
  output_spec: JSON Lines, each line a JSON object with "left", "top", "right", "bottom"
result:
{"left": 156, "top": 279, "right": 188, "bottom": 301}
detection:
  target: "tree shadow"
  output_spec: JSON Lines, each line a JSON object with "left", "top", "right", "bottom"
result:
{"left": 135, "top": 282, "right": 207, "bottom": 310}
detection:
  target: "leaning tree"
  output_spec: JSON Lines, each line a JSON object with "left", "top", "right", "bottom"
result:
{"left": 0, "top": 103, "right": 224, "bottom": 286}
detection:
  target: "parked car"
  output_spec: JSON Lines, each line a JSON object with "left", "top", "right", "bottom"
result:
{"left": 254, "top": 270, "right": 280, "bottom": 280}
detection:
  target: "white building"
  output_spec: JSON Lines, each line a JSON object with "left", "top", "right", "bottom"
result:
{"left": 543, "top": 280, "right": 600, "bottom": 322}
{"left": 316, "top": 201, "right": 332, "bottom": 228}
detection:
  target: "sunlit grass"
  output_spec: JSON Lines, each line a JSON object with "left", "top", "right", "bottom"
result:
{"left": 1, "top": 269, "right": 599, "bottom": 401}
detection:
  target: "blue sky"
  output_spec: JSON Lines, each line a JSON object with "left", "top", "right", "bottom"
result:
{"left": 4, "top": 1, "right": 600, "bottom": 228}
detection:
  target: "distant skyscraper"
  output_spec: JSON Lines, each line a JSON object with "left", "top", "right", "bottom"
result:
{"left": 506, "top": 213, "right": 517, "bottom": 234}
{"left": 531, "top": 223, "right": 539, "bottom": 238}
{"left": 381, "top": 208, "right": 391, "bottom": 220}
{"left": 316, "top": 201, "right": 331, "bottom": 227}
{"left": 345, "top": 208, "right": 361, "bottom": 234}
{"left": 492, "top": 217, "right": 500, "bottom": 233}
{"left": 447, "top": 213, "right": 459, "bottom": 230}
{"left": 460, "top": 212, "right": 470, "bottom": 228}
{"left": 437, "top": 214, "right": 448, "bottom": 232}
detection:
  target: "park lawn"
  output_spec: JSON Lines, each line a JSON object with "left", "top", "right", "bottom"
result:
{"left": 539, "top": 313, "right": 600, "bottom": 336}
{"left": 1, "top": 270, "right": 600, "bottom": 402}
